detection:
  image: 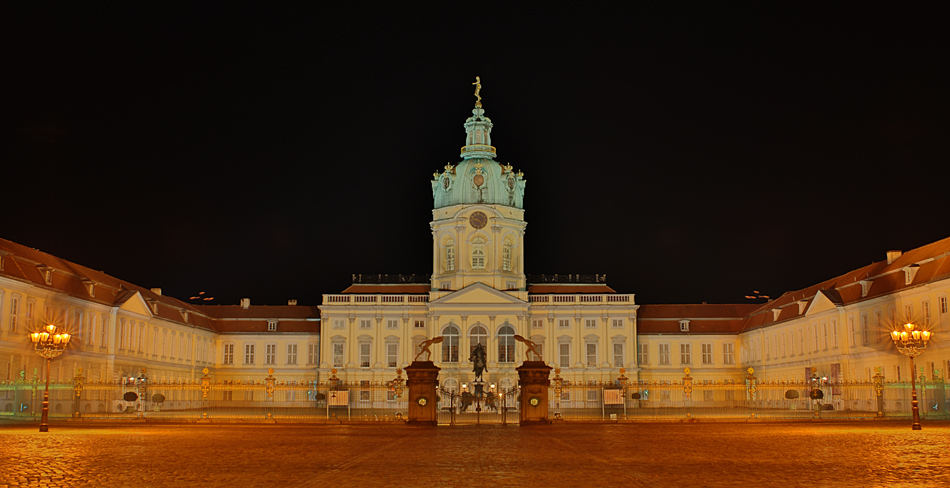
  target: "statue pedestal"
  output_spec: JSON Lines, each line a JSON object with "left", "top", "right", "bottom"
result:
{"left": 517, "top": 361, "right": 552, "bottom": 425}
{"left": 405, "top": 361, "right": 440, "bottom": 425}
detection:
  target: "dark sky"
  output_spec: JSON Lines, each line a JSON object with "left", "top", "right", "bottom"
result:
{"left": 5, "top": 6, "right": 950, "bottom": 306}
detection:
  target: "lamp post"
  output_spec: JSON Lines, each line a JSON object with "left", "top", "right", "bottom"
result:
{"left": 29, "top": 324, "right": 71, "bottom": 432}
{"left": 889, "top": 322, "right": 933, "bottom": 430}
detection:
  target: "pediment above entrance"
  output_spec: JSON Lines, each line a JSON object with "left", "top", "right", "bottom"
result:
{"left": 431, "top": 282, "right": 526, "bottom": 305}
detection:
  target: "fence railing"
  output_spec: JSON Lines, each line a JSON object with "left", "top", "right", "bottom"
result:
{"left": 1, "top": 378, "right": 946, "bottom": 423}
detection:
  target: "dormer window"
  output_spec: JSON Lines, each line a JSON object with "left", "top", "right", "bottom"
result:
{"left": 679, "top": 320, "right": 690, "bottom": 332}
{"left": 37, "top": 265, "right": 53, "bottom": 285}
{"left": 267, "top": 320, "right": 278, "bottom": 332}
{"left": 903, "top": 265, "right": 920, "bottom": 285}
{"left": 82, "top": 279, "right": 95, "bottom": 297}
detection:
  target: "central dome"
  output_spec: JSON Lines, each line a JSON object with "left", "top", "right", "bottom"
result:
{"left": 432, "top": 105, "right": 526, "bottom": 209}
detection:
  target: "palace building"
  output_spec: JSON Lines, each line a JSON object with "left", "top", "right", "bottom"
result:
{"left": 1, "top": 87, "right": 948, "bottom": 401}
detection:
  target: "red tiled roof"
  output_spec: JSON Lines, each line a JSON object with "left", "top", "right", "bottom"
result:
{"left": 637, "top": 318, "right": 747, "bottom": 335}
{"left": 195, "top": 305, "right": 319, "bottom": 320}
{"left": 528, "top": 284, "right": 616, "bottom": 294}
{"left": 340, "top": 284, "right": 430, "bottom": 294}
{"left": 0, "top": 237, "right": 318, "bottom": 334}
{"left": 214, "top": 319, "right": 318, "bottom": 334}
{"left": 741, "top": 234, "right": 950, "bottom": 331}
{"left": 638, "top": 304, "right": 757, "bottom": 319}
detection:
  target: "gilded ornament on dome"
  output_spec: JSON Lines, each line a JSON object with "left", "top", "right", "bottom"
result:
{"left": 472, "top": 75, "right": 482, "bottom": 107}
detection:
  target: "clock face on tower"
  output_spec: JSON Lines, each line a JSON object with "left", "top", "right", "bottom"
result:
{"left": 469, "top": 211, "right": 487, "bottom": 229}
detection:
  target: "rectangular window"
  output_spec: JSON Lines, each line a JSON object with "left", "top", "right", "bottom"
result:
{"left": 658, "top": 344, "right": 671, "bottom": 365}
{"left": 265, "top": 344, "right": 276, "bottom": 365}
{"left": 359, "top": 342, "right": 371, "bottom": 368}
{"left": 386, "top": 319, "right": 399, "bottom": 330}
{"left": 905, "top": 305, "right": 913, "bottom": 321}
{"left": 723, "top": 343, "right": 735, "bottom": 365}
{"left": 287, "top": 344, "right": 298, "bottom": 365}
{"left": 532, "top": 319, "right": 543, "bottom": 329}
{"left": 923, "top": 301, "right": 931, "bottom": 323}
{"left": 414, "top": 320, "right": 425, "bottom": 328}
{"left": 333, "top": 319, "right": 344, "bottom": 329}
{"left": 244, "top": 344, "right": 255, "bottom": 365}
{"left": 558, "top": 319, "right": 570, "bottom": 329}
{"left": 223, "top": 344, "right": 234, "bottom": 365}
{"left": 701, "top": 343, "right": 713, "bottom": 365}
{"left": 612, "top": 343, "right": 624, "bottom": 368}
{"left": 9, "top": 295, "right": 18, "bottom": 333}
{"left": 586, "top": 343, "right": 597, "bottom": 367}
{"left": 861, "top": 315, "right": 870, "bottom": 346}
{"left": 360, "top": 319, "right": 372, "bottom": 329}
{"left": 680, "top": 344, "right": 691, "bottom": 365}
{"left": 332, "top": 343, "right": 344, "bottom": 367}
{"left": 585, "top": 319, "right": 597, "bottom": 329}
{"left": 832, "top": 320, "right": 838, "bottom": 348}
{"left": 559, "top": 342, "right": 570, "bottom": 368}
{"left": 637, "top": 343, "right": 648, "bottom": 365}
{"left": 611, "top": 319, "right": 623, "bottom": 328}
{"left": 940, "top": 296, "right": 948, "bottom": 314}
{"left": 308, "top": 343, "right": 318, "bottom": 365}
{"left": 446, "top": 245, "right": 455, "bottom": 271}
{"left": 387, "top": 342, "right": 398, "bottom": 368}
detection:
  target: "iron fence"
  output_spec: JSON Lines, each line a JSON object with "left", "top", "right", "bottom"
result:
{"left": 1, "top": 377, "right": 946, "bottom": 423}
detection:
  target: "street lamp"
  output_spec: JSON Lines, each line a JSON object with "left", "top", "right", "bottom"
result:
{"left": 889, "top": 322, "right": 933, "bottom": 430}
{"left": 29, "top": 323, "right": 71, "bottom": 432}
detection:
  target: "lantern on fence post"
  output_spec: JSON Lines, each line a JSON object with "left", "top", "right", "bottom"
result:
{"left": 265, "top": 368, "right": 276, "bottom": 399}
{"left": 746, "top": 367, "right": 757, "bottom": 420}
{"left": 872, "top": 368, "right": 885, "bottom": 418}
{"left": 73, "top": 367, "right": 84, "bottom": 418}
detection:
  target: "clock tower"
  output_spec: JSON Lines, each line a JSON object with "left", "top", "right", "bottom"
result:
{"left": 430, "top": 80, "right": 527, "bottom": 294}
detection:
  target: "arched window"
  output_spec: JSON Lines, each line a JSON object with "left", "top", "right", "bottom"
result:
{"left": 502, "top": 240, "right": 512, "bottom": 271}
{"left": 442, "top": 325, "right": 459, "bottom": 363}
{"left": 471, "top": 238, "right": 486, "bottom": 270}
{"left": 497, "top": 324, "right": 515, "bottom": 363}
{"left": 469, "top": 325, "right": 487, "bottom": 356}
{"left": 445, "top": 241, "right": 456, "bottom": 271}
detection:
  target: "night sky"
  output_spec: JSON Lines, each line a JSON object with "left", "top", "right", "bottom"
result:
{"left": 6, "top": 6, "right": 949, "bottom": 306}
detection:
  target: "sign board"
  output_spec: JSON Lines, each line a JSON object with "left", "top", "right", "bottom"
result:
{"left": 603, "top": 389, "right": 624, "bottom": 405}
{"left": 327, "top": 390, "right": 349, "bottom": 406}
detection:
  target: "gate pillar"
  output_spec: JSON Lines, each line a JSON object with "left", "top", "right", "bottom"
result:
{"left": 405, "top": 361, "right": 440, "bottom": 425}
{"left": 517, "top": 361, "right": 552, "bottom": 425}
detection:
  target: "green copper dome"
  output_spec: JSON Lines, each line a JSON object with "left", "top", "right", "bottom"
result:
{"left": 432, "top": 104, "right": 526, "bottom": 209}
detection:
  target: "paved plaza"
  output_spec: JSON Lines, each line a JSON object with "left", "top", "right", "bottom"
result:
{"left": 1, "top": 421, "right": 948, "bottom": 487}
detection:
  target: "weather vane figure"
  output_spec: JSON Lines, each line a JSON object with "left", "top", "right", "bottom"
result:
{"left": 472, "top": 75, "right": 482, "bottom": 107}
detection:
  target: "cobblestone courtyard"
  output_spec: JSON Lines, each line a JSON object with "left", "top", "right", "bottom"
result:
{"left": 1, "top": 421, "right": 948, "bottom": 487}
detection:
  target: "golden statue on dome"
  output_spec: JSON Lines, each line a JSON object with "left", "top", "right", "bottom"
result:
{"left": 473, "top": 75, "right": 482, "bottom": 107}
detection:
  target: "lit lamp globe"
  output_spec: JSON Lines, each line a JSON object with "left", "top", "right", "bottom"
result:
{"left": 30, "top": 323, "right": 71, "bottom": 432}
{"left": 889, "top": 321, "right": 932, "bottom": 430}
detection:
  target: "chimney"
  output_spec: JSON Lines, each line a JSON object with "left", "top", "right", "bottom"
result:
{"left": 150, "top": 287, "right": 162, "bottom": 296}
{"left": 240, "top": 297, "right": 251, "bottom": 309}
{"left": 288, "top": 299, "right": 298, "bottom": 306}
{"left": 886, "top": 250, "right": 902, "bottom": 265}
